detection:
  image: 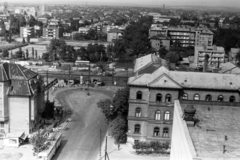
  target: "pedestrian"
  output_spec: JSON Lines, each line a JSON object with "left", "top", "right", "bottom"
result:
{"left": 118, "top": 144, "right": 120, "bottom": 150}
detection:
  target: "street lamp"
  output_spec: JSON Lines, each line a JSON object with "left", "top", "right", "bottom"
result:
{"left": 87, "top": 63, "right": 90, "bottom": 96}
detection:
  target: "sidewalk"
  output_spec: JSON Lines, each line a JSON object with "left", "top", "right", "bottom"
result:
{"left": 99, "top": 135, "right": 170, "bottom": 160}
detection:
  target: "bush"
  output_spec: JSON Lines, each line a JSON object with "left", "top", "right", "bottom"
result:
{"left": 133, "top": 141, "right": 170, "bottom": 155}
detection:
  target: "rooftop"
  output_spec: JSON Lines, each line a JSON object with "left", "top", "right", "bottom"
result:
{"left": 129, "top": 66, "right": 240, "bottom": 91}
{"left": 181, "top": 102, "right": 240, "bottom": 159}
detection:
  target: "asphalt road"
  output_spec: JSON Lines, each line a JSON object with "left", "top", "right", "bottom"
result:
{"left": 52, "top": 88, "right": 115, "bottom": 160}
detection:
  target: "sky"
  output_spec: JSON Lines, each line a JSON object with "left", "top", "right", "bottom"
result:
{"left": 4, "top": 0, "right": 240, "bottom": 8}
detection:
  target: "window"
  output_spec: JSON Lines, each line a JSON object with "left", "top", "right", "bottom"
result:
{"left": 205, "top": 95, "right": 212, "bottom": 101}
{"left": 155, "top": 110, "right": 161, "bottom": 120}
{"left": 156, "top": 93, "right": 162, "bottom": 102}
{"left": 153, "top": 127, "right": 160, "bottom": 136}
{"left": 165, "top": 94, "right": 171, "bottom": 103}
{"left": 164, "top": 111, "right": 170, "bottom": 120}
{"left": 194, "top": 94, "right": 200, "bottom": 100}
{"left": 182, "top": 93, "right": 188, "bottom": 100}
{"left": 134, "top": 124, "right": 141, "bottom": 133}
{"left": 134, "top": 140, "right": 139, "bottom": 144}
{"left": 135, "top": 108, "right": 141, "bottom": 117}
{"left": 163, "top": 128, "right": 169, "bottom": 137}
{"left": 136, "top": 91, "right": 142, "bottom": 100}
{"left": 229, "top": 96, "right": 235, "bottom": 102}
{"left": 218, "top": 95, "right": 224, "bottom": 102}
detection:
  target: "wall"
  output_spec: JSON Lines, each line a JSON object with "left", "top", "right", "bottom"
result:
{"left": 9, "top": 97, "right": 30, "bottom": 134}
{"left": 170, "top": 100, "right": 196, "bottom": 160}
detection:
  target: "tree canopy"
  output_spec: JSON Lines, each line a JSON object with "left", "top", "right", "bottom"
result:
{"left": 97, "top": 87, "right": 129, "bottom": 144}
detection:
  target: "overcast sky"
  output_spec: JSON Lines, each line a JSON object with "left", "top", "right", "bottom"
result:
{"left": 5, "top": 0, "right": 240, "bottom": 7}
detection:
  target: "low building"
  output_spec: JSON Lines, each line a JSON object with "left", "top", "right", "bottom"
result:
{"left": 107, "top": 28, "right": 123, "bottom": 42}
{"left": 0, "top": 63, "right": 45, "bottom": 137}
{"left": 149, "top": 34, "right": 170, "bottom": 50}
{"left": 43, "top": 26, "right": 63, "bottom": 39}
{"left": 219, "top": 62, "right": 240, "bottom": 74}
{"left": 194, "top": 45, "right": 225, "bottom": 68}
{"left": 170, "top": 100, "right": 240, "bottom": 160}
{"left": 127, "top": 66, "right": 240, "bottom": 144}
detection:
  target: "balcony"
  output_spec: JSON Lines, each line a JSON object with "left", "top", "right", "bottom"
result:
{"left": 0, "top": 116, "right": 9, "bottom": 122}
{"left": 128, "top": 116, "right": 148, "bottom": 121}
{"left": 180, "top": 100, "right": 240, "bottom": 106}
{"left": 149, "top": 101, "right": 174, "bottom": 107}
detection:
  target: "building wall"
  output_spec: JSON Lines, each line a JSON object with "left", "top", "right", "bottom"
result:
{"left": 128, "top": 84, "right": 240, "bottom": 144}
{"left": 9, "top": 97, "right": 30, "bottom": 134}
{"left": 170, "top": 100, "right": 196, "bottom": 160}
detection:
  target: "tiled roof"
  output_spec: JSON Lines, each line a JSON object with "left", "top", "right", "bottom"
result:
{"left": 129, "top": 66, "right": 240, "bottom": 90}
{"left": 0, "top": 63, "right": 42, "bottom": 96}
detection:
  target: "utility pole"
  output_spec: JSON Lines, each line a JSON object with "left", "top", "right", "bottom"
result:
{"left": 47, "top": 70, "right": 49, "bottom": 101}
{"left": 99, "top": 129, "right": 101, "bottom": 160}
{"left": 87, "top": 64, "right": 90, "bottom": 96}
{"left": 104, "top": 137, "right": 110, "bottom": 160}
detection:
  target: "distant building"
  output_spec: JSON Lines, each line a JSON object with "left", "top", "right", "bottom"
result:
{"left": 3, "top": 2, "right": 8, "bottom": 13}
{"left": 170, "top": 101, "right": 240, "bottom": 160}
{"left": 149, "top": 34, "right": 170, "bottom": 50}
{"left": 149, "top": 24, "right": 213, "bottom": 47}
{"left": 127, "top": 65, "right": 240, "bottom": 144}
{"left": 107, "top": 28, "right": 123, "bottom": 42}
{"left": 78, "top": 27, "right": 90, "bottom": 34}
{"left": 0, "top": 63, "right": 45, "bottom": 136}
{"left": 43, "top": 26, "right": 63, "bottom": 39}
{"left": 219, "top": 62, "right": 240, "bottom": 74}
{"left": 20, "top": 26, "right": 34, "bottom": 38}
{"left": 194, "top": 45, "right": 225, "bottom": 68}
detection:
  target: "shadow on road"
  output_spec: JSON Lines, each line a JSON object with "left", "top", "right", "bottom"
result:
{"left": 52, "top": 139, "right": 68, "bottom": 160}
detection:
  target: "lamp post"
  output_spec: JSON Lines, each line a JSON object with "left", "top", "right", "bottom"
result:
{"left": 87, "top": 63, "right": 90, "bottom": 96}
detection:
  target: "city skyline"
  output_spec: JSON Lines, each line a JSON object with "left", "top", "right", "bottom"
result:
{"left": 3, "top": 0, "right": 240, "bottom": 8}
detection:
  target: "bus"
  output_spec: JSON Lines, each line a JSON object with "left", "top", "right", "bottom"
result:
{"left": 37, "top": 132, "right": 62, "bottom": 160}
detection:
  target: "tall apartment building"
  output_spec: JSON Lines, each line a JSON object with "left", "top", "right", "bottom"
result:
{"left": 20, "top": 26, "right": 34, "bottom": 38}
{"left": 194, "top": 45, "right": 225, "bottom": 68}
{"left": 43, "top": 27, "right": 63, "bottom": 39}
{"left": 0, "top": 63, "right": 45, "bottom": 137}
{"left": 127, "top": 65, "right": 240, "bottom": 144}
{"left": 149, "top": 24, "right": 213, "bottom": 47}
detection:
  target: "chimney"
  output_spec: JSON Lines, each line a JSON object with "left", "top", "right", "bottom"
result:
{"left": 203, "top": 54, "right": 209, "bottom": 72}
{"left": 183, "top": 105, "right": 197, "bottom": 127}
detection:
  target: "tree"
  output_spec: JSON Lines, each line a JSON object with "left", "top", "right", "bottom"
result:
{"left": 113, "top": 40, "right": 126, "bottom": 60}
{"left": 22, "top": 37, "right": 26, "bottom": 44}
{"left": 165, "top": 51, "right": 181, "bottom": 64}
{"left": 42, "top": 52, "right": 50, "bottom": 61}
{"left": 2, "top": 49, "right": 9, "bottom": 58}
{"left": 158, "top": 46, "right": 168, "bottom": 59}
{"left": 96, "top": 61, "right": 108, "bottom": 75}
{"left": 97, "top": 87, "right": 129, "bottom": 144}
{"left": 27, "top": 35, "right": 30, "bottom": 43}
{"left": 35, "top": 50, "right": 38, "bottom": 59}
{"left": 26, "top": 49, "right": 29, "bottom": 59}
{"left": 16, "top": 47, "right": 23, "bottom": 59}
{"left": 30, "top": 130, "right": 48, "bottom": 153}
{"left": 32, "top": 47, "right": 34, "bottom": 58}
{"left": 28, "top": 15, "right": 36, "bottom": 27}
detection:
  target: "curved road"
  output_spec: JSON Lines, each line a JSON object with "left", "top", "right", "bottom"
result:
{"left": 52, "top": 88, "right": 116, "bottom": 160}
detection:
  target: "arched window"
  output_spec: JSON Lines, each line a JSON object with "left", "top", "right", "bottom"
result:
{"left": 136, "top": 91, "right": 142, "bottom": 100}
{"left": 194, "top": 94, "right": 200, "bottom": 101}
{"left": 165, "top": 94, "right": 171, "bottom": 103}
{"left": 164, "top": 111, "right": 170, "bottom": 120}
{"left": 153, "top": 127, "right": 160, "bottom": 136}
{"left": 218, "top": 95, "right": 224, "bottom": 102}
{"left": 156, "top": 93, "right": 162, "bottom": 102}
{"left": 229, "top": 96, "right": 235, "bottom": 102}
{"left": 155, "top": 110, "right": 161, "bottom": 120}
{"left": 135, "top": 108, "right": 141, "bottom": 117}
{"left": 182, "top": 93, "right": 188, "bottom": 100}
{"left": 134, "top": 124, "right": 141, "bottom": 133}
{"left": 205, "top": 95, "right": 212, "bottom": 101}
{"left": 163, "top": 128, "right": 169, "bottom": 137}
